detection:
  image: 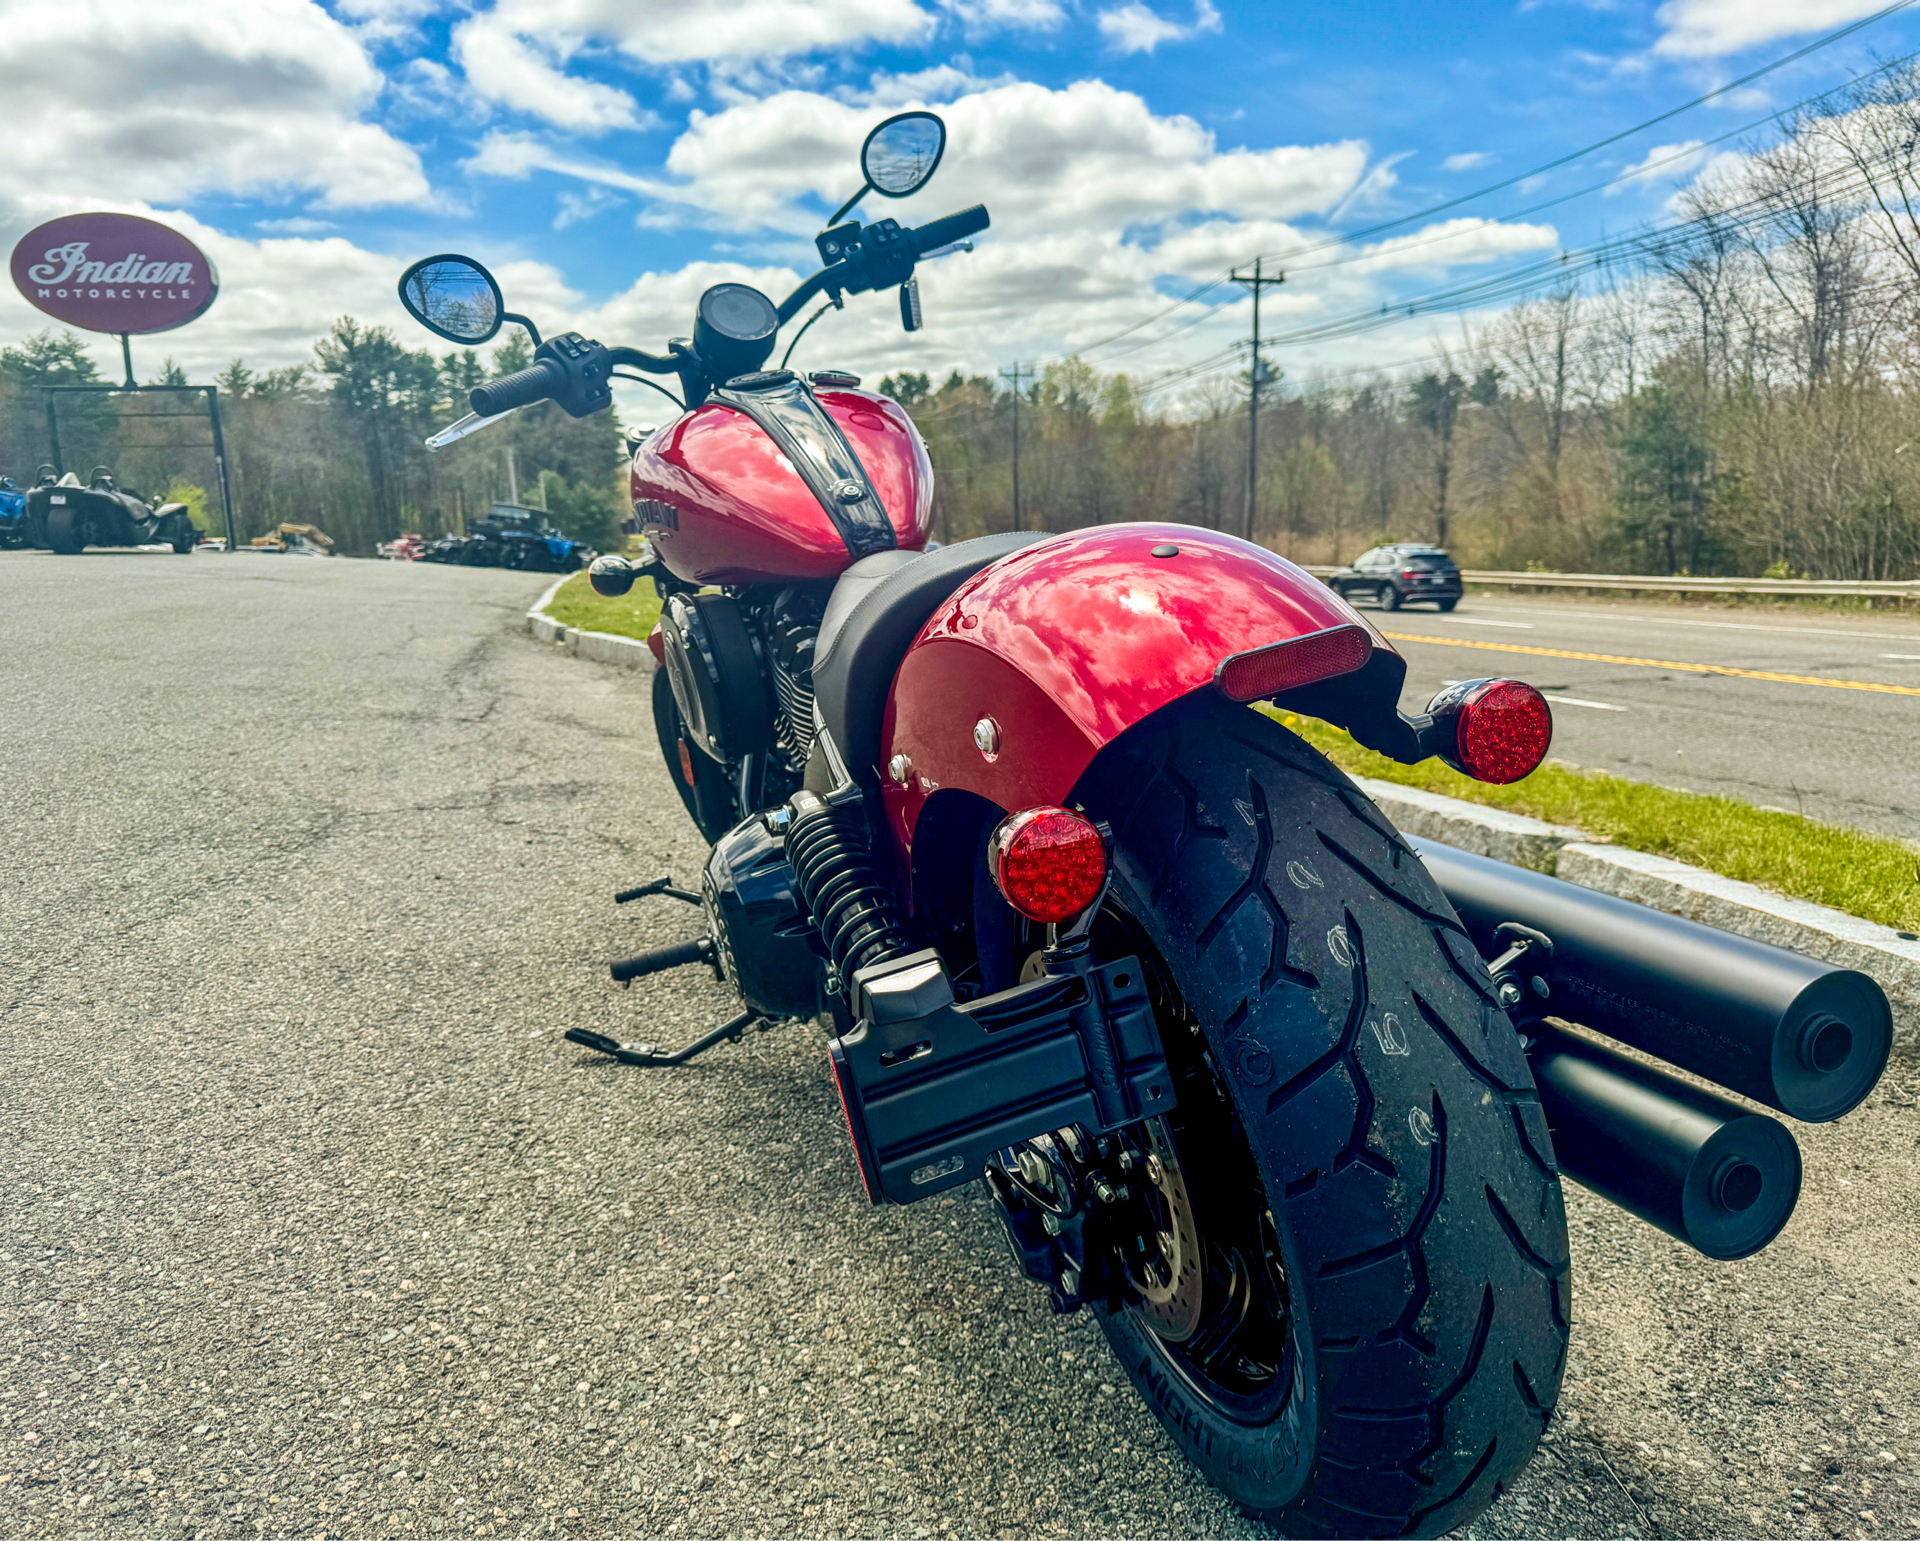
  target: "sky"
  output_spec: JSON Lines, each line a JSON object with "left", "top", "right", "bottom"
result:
{"left": 3, "top": 0, "right": 1918, "bottom": 422}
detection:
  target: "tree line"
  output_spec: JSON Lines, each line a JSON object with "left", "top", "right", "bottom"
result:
{"left": 0, "top": 322, "right": 626, "bottom": 554}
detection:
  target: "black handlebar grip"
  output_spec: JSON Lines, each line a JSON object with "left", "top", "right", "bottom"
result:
{"left": 469, "top": 360, "right": 563, "bottom": 418}
{"left": 911, "top": 204, "right": 990, "bottom": 256}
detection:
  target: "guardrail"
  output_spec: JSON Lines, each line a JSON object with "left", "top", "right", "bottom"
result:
{"left": 1298, "top": 565, "right": 1920, "bottom": 600}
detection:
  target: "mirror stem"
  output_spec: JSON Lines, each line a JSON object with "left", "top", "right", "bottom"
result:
{"left": 825, "top": 183, "right": 871, "bottom": 231}
{"left": 502, "top": 311, "right": 543, "bottom": 347}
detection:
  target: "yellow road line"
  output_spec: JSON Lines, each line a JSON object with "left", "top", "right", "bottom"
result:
{"left": 1378, "top": 630, "right": 1920, "bottom": 698}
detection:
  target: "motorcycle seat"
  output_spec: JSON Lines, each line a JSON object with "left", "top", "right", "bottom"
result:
{"left": 812, "top": 531, "right": 1048, "bottom": 780}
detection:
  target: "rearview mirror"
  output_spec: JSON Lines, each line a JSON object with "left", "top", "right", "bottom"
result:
{"left": 862, "top": 112, "right": 945, "bottom": 198}
{"left": 399, "top": 254, "right": 504, "bottom": 345}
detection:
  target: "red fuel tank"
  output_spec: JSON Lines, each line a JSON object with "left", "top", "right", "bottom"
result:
{"left": 631, "top": 385, "right": 933, "bottom": 586}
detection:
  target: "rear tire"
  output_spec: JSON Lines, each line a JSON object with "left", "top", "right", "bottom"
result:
{"left": 1379, "top": 583, "right": 1401, "bottom": 611}
{"left": 1075, "top": 694, "right": 1569, "bottom": 1537}
{"left": 46, "top": 507, "right": 88, "bottom": 554}
{"left": 1437, "top": 598, "right": 1458, "bottom": 613}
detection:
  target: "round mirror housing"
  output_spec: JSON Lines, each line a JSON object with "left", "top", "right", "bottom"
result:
{"left": 861, "top": 112, "right": 946, "bottom": 198}
{"left": 398, "top": 254, "right": 504, "bottom": 345}
{"left": 589, "top": 554, "right": 639, "bottom": 598}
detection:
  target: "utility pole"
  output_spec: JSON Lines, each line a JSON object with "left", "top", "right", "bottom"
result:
{"left": 1231, "top": 259, "right": 1285, "bottom": 542}
{"left": 999, "top": 363, "right": 1033, "bottom": 532}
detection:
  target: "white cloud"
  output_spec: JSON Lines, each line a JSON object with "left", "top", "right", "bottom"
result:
{"left": 554, "top": 187, "right": 626, "bottom": 228}
{"left": 941, "top": 0, "right": 1065, "bottom": 27}
{"left": 1442, "top": 151, "right": 1496, "bottom": 172}
{"left": 1608, "top": 139, "right": 1711, "bottom": 192}
{"left": 1096, "top": 0, "right": 1221, "bottom": 54}
{"left": 642, "top": 80, "right": 1370, "bottom": 234}
{"left": 452, "top": 16, "right": 647, "bottom": 132}
{"left": 856, "top": 60, "right": 1013, "bottom": 105}
{"left": 1652, "top": 0, "right": 1889, "bottom": 57}
{"left": 0, "top": 0, "right": 429, "bottom": 209}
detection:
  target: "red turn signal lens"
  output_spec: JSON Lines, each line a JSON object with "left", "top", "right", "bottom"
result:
{"left": 1428, "top": 677, "right": 1553, "bottom": 784}
{"left": 989, "top": 807, "right": 1107, "bottom": 924}
{"left": 1215, "top": 624, "right": 1372, "bottom": 703}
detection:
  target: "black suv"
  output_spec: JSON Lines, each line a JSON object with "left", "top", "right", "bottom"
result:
{"left": 1326, "top": 543, "right": 1462, "bottom": 611}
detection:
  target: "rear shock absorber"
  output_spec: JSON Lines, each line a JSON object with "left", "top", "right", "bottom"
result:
{"left": 784, "top": 787, "right": 912, "bottom": 983}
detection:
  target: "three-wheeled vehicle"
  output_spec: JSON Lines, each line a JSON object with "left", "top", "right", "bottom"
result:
{"left": 26, "top": 466, "right": 197, "bottom": 554}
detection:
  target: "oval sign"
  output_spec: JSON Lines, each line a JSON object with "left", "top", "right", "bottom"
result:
{"left": 10, "top": 212, "right": 219, "bottom": 336}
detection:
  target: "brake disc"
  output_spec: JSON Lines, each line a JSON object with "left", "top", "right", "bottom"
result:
{"left": 1125, "top": 1116, "right": 1205, "bottom": 1343}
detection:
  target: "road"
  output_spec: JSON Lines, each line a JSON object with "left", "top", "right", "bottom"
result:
{"left": 1, "top": 550, "right": 1915, "bottom": 1541}
{"left": 1370, "top": 591, "right": 1920, "bottom": 841}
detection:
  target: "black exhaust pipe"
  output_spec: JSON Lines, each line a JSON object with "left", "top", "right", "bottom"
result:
{"left": 1412, "top": 837, "right": 1890, "bottom": 1122}
{"left": 1526, "top": 1022, "right": 1802, "bottom": 1259}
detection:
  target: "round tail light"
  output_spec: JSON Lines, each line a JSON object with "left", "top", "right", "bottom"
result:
{"left": 988, "top": 807, "right": 1107, "bottom": 924}
{"left": 1427, "top": 678, "right": 1553, "bottom": 784}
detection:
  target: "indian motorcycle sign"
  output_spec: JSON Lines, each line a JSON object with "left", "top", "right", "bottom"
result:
{"left": 10, "top": 212, "right": 219, "bottom": 335}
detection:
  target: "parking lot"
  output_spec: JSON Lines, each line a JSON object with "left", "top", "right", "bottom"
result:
{"left": 1, "top": 553, "right": 1915, "bottom": 1540}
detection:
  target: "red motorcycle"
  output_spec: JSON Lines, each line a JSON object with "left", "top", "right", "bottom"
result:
{"left": 396, "top": 112, "right": 1874, "bottom": 1536}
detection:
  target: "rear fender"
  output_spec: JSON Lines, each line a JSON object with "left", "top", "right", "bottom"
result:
{"left": 879, "top": 523, "right": 1410, "bottom": 867}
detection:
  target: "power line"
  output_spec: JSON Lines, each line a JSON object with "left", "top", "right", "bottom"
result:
{"left": 1038, "top": 3, "right": 1915, "bottom": 369}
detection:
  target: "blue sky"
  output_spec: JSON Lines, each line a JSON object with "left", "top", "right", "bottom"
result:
{"left": 3, "top": 0, "right": 1915, "bottom": 408}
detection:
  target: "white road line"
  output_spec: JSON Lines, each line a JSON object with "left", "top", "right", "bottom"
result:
{"left": 1481, "top": 604, "right": 1920, "bottom": 644}
{"left": 1541, "top": 693, "right": 1628, "bottom": 712}
{"left": 1437, "top": 617, "right": 1535, "bottom": 629}
{"left": 1881, "top": 653, "right": 1920, "bottom": 660}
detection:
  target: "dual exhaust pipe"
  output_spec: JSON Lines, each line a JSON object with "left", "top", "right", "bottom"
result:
{"left": 1415, "top": 838, "right": 1892, "bottom": 1259}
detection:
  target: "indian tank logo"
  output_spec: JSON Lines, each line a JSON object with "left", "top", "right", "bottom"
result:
{"left": 9, "top": 212, "right": 219, "bottom": 335}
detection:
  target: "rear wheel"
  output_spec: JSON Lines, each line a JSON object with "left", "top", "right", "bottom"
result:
{"left": 46, "top": 506, "right": 93, "bottom": 554}
{"left": 1072, "top": 694, "right": 1569, "bottom": 1536}
{"left": 1436, "top": 598, "right": 1458, "bottom": 613}
{"left": 1379, "top": 582, "right": 1401, "bottom": 611}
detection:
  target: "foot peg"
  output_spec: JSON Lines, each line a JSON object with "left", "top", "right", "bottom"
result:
{"left": 566, "top": 1010, "right": 763, "bottom": 1068}
{"left": 610, "top": 935, "right": 714, "bottom": 985}
{"left": 614, "top": 876, "right": 702, "bottom": 906}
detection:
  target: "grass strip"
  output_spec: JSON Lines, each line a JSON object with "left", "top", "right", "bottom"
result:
{"left": 539, "top": 570, "right": 662, "bottom": 643}
{"left": 1265, "top": 707, "right": 1920, "bottom": 933}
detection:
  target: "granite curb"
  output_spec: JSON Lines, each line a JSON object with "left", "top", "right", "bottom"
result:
{"left": 524, "top": 575, "right": 656, "bottom": 671}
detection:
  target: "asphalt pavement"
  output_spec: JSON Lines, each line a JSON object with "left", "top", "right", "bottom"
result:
{"left": 1369, "top": 590, "right": 1920, "bottom": 842}
{"left": 2, "top": 550, "right": 1917, "bottom": 1541}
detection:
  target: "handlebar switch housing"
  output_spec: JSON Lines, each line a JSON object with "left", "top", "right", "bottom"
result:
{"left": 535, "top": 332, "right": 613, "bottom": 417}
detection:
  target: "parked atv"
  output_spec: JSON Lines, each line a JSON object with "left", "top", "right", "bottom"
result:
{"left": 398, "top": 111, "right": 1893, "bottom": 1538}
{"left": 27, "top": 467, "right": 197, "bottom": 554}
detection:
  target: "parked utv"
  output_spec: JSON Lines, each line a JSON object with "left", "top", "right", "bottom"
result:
{"left": 0, "top": 476, "right": 25, "bottom": 549}
{"left": 1326, "top": 542, "right": 1463, "bottom": 610}
{"left": 26, "top": 466, "right": 197, "bottom": 554}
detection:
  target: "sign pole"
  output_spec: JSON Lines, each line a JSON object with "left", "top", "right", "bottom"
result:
{"left": 206, "top": 387, "right": 238, "bottom": 553}
{"left": 44, "top": 393, "right": 64, "bottom": 477}
{"left": 118, "top": 333, "right": 135, "bottom": 390}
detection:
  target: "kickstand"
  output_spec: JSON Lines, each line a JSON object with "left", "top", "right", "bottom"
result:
{"left": 615, "top": 876, "right": 702, "bottom": 907}
{"left": 565, "top": 1010, "right": 763, "bottom": 1068}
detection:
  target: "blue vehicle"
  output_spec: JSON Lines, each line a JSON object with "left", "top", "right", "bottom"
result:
{"left": 0, "top": 476, "right": 26, "bottom": 548}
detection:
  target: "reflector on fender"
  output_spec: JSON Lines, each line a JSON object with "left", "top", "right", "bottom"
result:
{"left": 1214, "top": 624, "right": 1372, "bottom": 703}
{"left": 1426, "top": 677, "right": 1553, "bottom": 784}
{"left": 989, "top": 807, "right": 1107, "bottom": 924}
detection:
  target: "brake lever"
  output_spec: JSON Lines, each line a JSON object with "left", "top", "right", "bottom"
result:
{"left": 424, "top": 406, "right": 521, "bottom": 450}
{"left": 918, "top": 240, "right": 974, "bottom": 259}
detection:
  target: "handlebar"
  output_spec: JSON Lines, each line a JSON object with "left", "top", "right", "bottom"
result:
{"left": 608, "top": 345, "right": 680, "bottom": 375}
{"left": 470, "top": 360, "right": 563, "bottom": 417}
{"left": 910, "top": 204, "right": 989, "bottom": 256}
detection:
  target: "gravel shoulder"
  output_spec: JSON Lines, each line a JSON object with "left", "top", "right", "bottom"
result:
{"left": 1, "top": 551, "right": 1915, "bottom": 1540}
